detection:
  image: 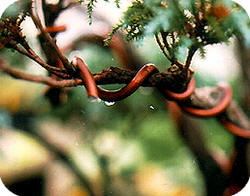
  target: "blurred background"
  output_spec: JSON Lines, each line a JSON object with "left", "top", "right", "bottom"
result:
{"left": 0, "top": 0, "right": 249, "bottom": 196}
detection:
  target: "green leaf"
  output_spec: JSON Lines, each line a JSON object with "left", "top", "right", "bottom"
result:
{"left": 86, "top": 0, "right": 97, "bottom": 25}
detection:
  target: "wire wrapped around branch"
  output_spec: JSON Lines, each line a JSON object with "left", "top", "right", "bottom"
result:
{"left": 163, "top": 77, "right": 196, "bottom": 101}
{"left": 1, "top": 56, "right": 250, "bottom": 138}
{"left": 220, "top": 119, "right": 250, "bottom": 139}
{"left": 180, "top": 84, "right": 232, "bottom": 117}
{"left": 72, "top": 57, "right": 159, "bottom": 102}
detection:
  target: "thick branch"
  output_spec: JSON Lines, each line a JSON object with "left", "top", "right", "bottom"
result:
{"left": 0, "top": 59, "right": 189, "bottom": 90}
{"left": 1, "top": 58, "right": 249, "bottom": 136}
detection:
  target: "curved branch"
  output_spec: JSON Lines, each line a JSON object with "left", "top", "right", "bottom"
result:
{"left": 185, "top": 45, "right": 198, "bottom": 70}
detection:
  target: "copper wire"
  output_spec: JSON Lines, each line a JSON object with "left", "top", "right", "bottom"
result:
{"left": 72, "top": 57, "right": 99, "bottom": 100}
{"left": 181, "top": 85, "right": 232, "bottom": 117}
{"left": 164, "top": 77, "right": 195, "bottom": 101}
{"left": 97, "top": 64, "right": 158, "bottom": 101}
{"left": 220, "top": 119, "right": 250, "bottom": 139}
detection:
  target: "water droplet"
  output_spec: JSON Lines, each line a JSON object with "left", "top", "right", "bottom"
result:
{"left": 88, "top": 96, "right": 101, "bottom": 103}
{"left": 149, "top": 105, "right": 154, "bottom": 110}
{"left": 104, "top": 101, "right": 115, "bottom": 106}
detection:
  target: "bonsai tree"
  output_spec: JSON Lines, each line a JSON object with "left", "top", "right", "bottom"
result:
{"left": 0, "top": 0, "right": 249, "bottom": 195}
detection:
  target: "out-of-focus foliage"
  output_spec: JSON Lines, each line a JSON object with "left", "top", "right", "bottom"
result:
{"left": 0, "top": 110, "right": 12, "bottom": 128}
{"left": 0, "top": 129, "right": 51, "bottom": 184}
{"left": 104, "top": 0, "right": 250, "bottom": 54}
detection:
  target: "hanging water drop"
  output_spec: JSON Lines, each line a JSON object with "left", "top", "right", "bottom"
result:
{"left": 149, "top": 105, "right": 155, "bottom": 110}
{"left": 104, "top": 101, "right": 116, "bottom": 106}
{"left": 88, "top": 96, "right": 101, "bottom": 103}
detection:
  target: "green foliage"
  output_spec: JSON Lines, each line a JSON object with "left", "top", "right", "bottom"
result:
{"left": 82, "top": 0, "right": 250, "bottom": 63}
{"left": 80, "top": 0, "right": 121, "bottom": 24}
{"left": 119, "top": 0, "right": 153, "bottom": 41}
{"left": 114, "top": 0, "right": 120, "bottom": 8}
{"left": 86, "top": 0, "right": 97, "bottom": 24}
{"left": 105, "top": 0, "right": 250, "bottom": 59}
{"left": 105, "top": 0, "right": 153, "bottom": 45}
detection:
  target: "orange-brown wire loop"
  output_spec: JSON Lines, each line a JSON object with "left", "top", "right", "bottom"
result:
{"left": 220, "top": 119, "right": 250, "bottom": 139}
{"left": 72, "top": 57, "right": 99, "bottom": 100}
{"left": 181, "top": 85, "right": 232, "bottom": 117}
{"left": 97, "top": 64, "right": 159, "bottom": 102}
{"left": 73, "top": 57, "right": 159, "bottom": 102}
{"left": 164, "top": 77, "right": 195, "bottom": 101}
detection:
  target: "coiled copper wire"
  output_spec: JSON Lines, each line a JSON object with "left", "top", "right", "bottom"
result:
{"left": 73, "top": 57, "right": 158, "bottom": 102}
{"left": 220, "top": 119, "right": 250, "bottom": 139}
{"left": 72, "top": 57, "right": 99, "bottom": 100}
{"left": 181, "top": 84, "right": 232, "bottom": 117}
{"left": 97, "top": 64, "right": 158, "bottom": 101}
{"left": 164, "top": 77, "right": 196, "bottom": 101}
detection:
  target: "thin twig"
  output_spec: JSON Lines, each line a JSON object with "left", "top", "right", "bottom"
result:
{"left": 0, "top": 59, "right": 80, "bottom": 87}
{"left": 155, "top": 34, "right": 172, "bottom": 62}
{"left": 13, "top": 45, "right": 70, "bottom": 79}
{"left": 155, "top": 33, "right": 184, "bottom": 68}
{"left": 185, "top": 45, "right": 198, "bottom": 70}
{"left": 30, "top": 10, "right": 72, "bottom": 71}
{"left": 160, "top": 31, "right": 171, "bottom": 50}
{"left": 13, "top": 44, "right": 65, "bottom": 73}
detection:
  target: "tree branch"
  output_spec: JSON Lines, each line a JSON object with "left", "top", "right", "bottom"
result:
{"left": 1, "top": 57, "right": 249, "bottom": 139}
{"left": 30, "top": 8, "right": 72, "bottom": 72}
{"left": 185, "top": 45, "right": 198, "bottom": 70}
